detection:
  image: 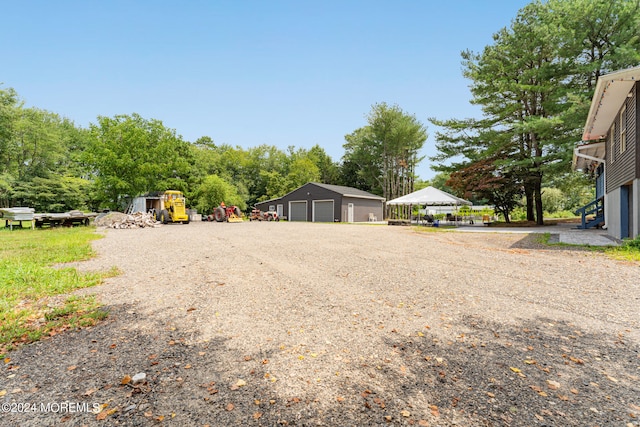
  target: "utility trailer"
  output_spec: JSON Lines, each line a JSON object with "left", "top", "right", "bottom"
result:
{"left": 0, "top": 208, "right": 96, "bottom": 229}
{"left": 34, "top": 210, "right": 97, "bottom": 228}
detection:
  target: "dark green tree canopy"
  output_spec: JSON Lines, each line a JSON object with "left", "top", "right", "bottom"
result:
{"left": 431, "top": 0, "right": 640, "bottom": 224}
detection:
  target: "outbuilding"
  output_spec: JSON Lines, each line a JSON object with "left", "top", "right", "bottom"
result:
{"left": 254, "top": 182, "right": 385, "bottom": 222}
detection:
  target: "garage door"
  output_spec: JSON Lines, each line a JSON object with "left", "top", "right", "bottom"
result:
{"left": 313, "top": 200, "right": 334, "bottom": 222}
{"left": 289, "top": 201, "right": 307, "bottom": 221}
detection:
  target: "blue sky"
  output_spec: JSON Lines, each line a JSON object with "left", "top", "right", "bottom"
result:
{"left": 2, "top": 0, "right": 531, "bottom": 180}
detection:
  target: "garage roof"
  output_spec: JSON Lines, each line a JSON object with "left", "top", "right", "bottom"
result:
{"left": 311, "top": 183, "right": 385, "bottom": 200}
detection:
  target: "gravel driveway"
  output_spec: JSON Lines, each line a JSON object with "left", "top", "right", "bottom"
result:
{"left": 3, "top": 222, "right": 640, "bottom": 426}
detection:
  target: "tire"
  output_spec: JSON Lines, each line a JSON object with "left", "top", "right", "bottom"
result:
{"left": 183, "top": 217, "right": 190, "bottom": 224}
{"left": 160, "top": 209, "right": 169, "bottom": 224}
{"left": 233, "top": 207, "right": 242, "bottom": 218}
{"left": 213, "top": 206, "right": 226, "bottom": 222}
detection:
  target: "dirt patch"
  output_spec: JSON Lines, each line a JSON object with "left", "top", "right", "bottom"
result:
{"left": 2, "top": 222, "right": 639, "bottom": 426}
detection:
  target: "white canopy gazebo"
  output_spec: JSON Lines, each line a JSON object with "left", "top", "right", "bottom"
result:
{"left": 386, "top": 186, "right": 472, "bottom": 224}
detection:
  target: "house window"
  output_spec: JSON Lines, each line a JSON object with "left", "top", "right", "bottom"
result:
{"left": 610, "top": 122, "right": 616, "bottom": 163}
{"left": 620, "top": 104, "right": 627, "bottom": 153}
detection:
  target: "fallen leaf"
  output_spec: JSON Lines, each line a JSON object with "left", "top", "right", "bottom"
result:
{"left": 524, "top": 360, "right": 537, "bottom": 365}
{"left": 487, "top": 392, "right": 495, "bottom": 398}
{"left": 235, "top": 379, "right": 246, "bottom": 387}
{"left": 0, "top": 390, "right": 6, "bottom": 397}
{"left": 570, "top": 388, "right": 579, "bottom": 395}
{"left": 226, "top": 403, "right": 234, "bottom": 411}
{"left": 148, "top": 354, "right": 157, "bottom": 360}
{"left": 184, "top": 364, "right": 192, "bottom": 369}
{"left": 569, "top": 356, "right": 584, "bottom": 365}
{"left": 84, "top": 388, "right": 97, "bottom": 396}
{"left": 244, "top": 356, "right": 252, "bottom": 361}
{"left": 401, "top": 410, "right": 411, "bottom": 417}
{"left": 96, "top": 411, "right": 108, "bottom": 420}
{"left": 336, "top": 396, "right": 345, "bottom": 402}
{"left": 418, "top": 420, "right": 429, "bottom": 426}
{"left": 430, "top": 405, "right": 440, "bottom": 417}
{"left": 557, "top": 394, "right": 569, "bottom": 401}
{"left": 3, "top": 357, "right": 10, "bottom": 364}
{"left": 121, "top": 375, "right": 131, "bottom": 385}
{"left": 606, "top": 375, "right": 618, "bottom": 383}
{"left": 384, "top": 415, "right": 392, "bottom": 422}
{"left": 509, "top": 367, "right": 521, "bottom": 373}
{"left": 530, "top": 385, "right": 547, "bottom": 397}
{"left": 67, "top": 365, "right": 77, "bottom": 371}
{"left": 253, "top": 412, "right": 263, "bottom": 419}
{"left": 156, "top": 415, "right": 165, "bottom": 421}
{"left": 546, "top": 380, "right": 561, "bottom": 390}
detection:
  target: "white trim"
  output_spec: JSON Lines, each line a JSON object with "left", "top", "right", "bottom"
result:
{"left": 583, "top": 66, "right": 640, "bottom": 141}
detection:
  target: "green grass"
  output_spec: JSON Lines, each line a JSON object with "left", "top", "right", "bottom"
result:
{"left": 0, "top": 227, "right": 118, "bottom": 357}
{"left": 604, "top": 236, "right": 640, "bottom": 262}
{"left": 535, "top": 232, "right": 640, "bottom": 262}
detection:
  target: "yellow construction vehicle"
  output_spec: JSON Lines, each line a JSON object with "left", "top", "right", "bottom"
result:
{"left": 155, "top": 190, "right": 190, "bottom": 224}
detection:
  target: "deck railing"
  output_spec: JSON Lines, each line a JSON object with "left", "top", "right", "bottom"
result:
{"left": 575, "top": 198, "right": 604, "bottom": 229}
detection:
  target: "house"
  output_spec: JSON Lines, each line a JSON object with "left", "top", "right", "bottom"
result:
{"left": 574, "top": 66, "right": 640, "bottom": 239}
{"left": 254, "top": 182, "right": 385, "bottom": 222}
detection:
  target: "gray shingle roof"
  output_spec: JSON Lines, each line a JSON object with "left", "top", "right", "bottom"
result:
{"left": 310, "top": 183, "right": 385, "bottom": 200}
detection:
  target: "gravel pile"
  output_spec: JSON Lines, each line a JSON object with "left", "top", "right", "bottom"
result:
{"left": 2, "top": 222, "right": 639, "bottom": 426}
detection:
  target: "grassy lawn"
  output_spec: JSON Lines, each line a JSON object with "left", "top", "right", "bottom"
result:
{"left": 0, "top": 226, "right": 118, "bottom": 358}
{"left": 535, "top": 232, "right": 640, "bottom": 261}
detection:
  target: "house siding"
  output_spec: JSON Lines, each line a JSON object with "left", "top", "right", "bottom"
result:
{"left": 341, "top": 197, "right": 384, "bottom": 222}
{"left": 607, "top": 83, "right": 637, "bottom": 191}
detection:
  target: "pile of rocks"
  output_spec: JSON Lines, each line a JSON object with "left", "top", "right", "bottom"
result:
{"left": 94, "top": 212, "right": 159, "bottom": 229}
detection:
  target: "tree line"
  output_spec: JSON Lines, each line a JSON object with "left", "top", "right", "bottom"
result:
{"left": 0, "top": 89, "right": 427, "bottom": 215}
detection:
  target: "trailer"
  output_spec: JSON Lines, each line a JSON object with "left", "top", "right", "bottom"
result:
{"left": 0, "top": 208, "right": 96, "bottom": 229}
{"left": 34, "top": 210, "right": 97, "bottom": 228}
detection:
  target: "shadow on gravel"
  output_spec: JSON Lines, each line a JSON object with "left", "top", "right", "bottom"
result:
{"left": 375, "top": 316, "right": 640, "bottom": 426}
{"left": 509, "top": 233, "right": 601, "bottom": 252}
{"left": 3, "top": 306, "right": 639, "bottom": 426}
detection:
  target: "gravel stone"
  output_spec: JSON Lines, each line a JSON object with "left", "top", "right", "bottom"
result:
{"left": 2, "top": 222, "right": 639, "bottom": 426}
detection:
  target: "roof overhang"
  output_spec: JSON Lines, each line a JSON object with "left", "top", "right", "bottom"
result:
{"left": 573, "top": 141, "right": 605, "bottom": 171}
{"left": 583, "top": 66, "right": 640, "bottom": 141}
{"left": 342, "top": 193, "right": 385, "bottom": 201}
